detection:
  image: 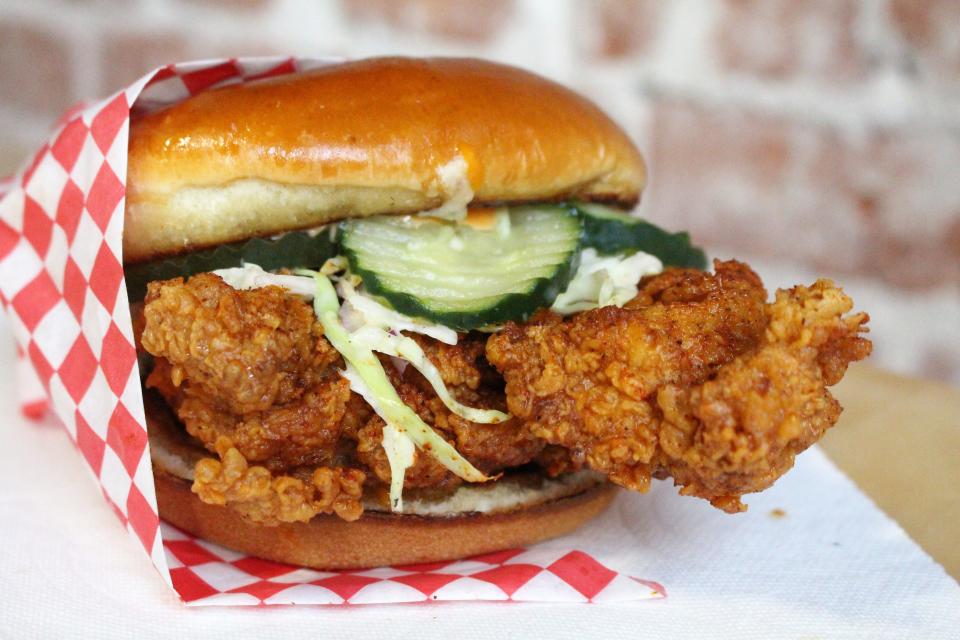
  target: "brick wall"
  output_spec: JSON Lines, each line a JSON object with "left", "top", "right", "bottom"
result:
{"left": 1, "top": 0, "right": 959, "bottom": 383}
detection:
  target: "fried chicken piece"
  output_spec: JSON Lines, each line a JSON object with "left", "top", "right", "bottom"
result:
{"left": 356, "top": 376, "right": 461, "bottom": 490}
{"left": 357, "top": 411, "right": 543, "bottom": 491}
{"left": 407, "top": 332, "right": 504, "bottom": 392}
{"left": 141, "top": 261, "right": 869, "bottom": 519}
{"left": 141, "top": 273, "right": 335, "bottom": 414}
{"left": 405, "top": 333, "right": 544, "bottom": 473}
{"left": 141, "top": 274, "right": 361, "bottom": 470}
{"left": 193, "top": 437, "right": 365, "bottom": 524}
{"left": 486, "top": 260, "right": 870, "bottom": 511}
{"left": 448, "top": 412, "right": 545, "bottom": 474}
{"left": 533, "top": 445, "right": 583, "bottom": 477}
{"left": 488, "top": 261, "right": 767, "bottom": 420}
{"left": 357, "top": 346, "right": 544, "bottom": 489}
{"left": 486, "top": 261, "right": 768, "bottom": 486}
{"left": 656, "top": 279, "right": 871, "bottom": 511}
{"left": 149, "top": 362, "right": 354, "bottom": 469}
{"left": 140, "top": 274, "right": 543, "bottom": 489}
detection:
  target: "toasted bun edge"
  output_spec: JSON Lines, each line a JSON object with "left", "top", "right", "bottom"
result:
{"left": 124, "top": 57, "right": 646, "bottom": 262}
{"left": 155, "top": 472, "right": 618, "bottom": 570}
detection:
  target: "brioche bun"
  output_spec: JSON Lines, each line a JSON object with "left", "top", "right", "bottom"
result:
{"left": 133, "top": 57, "right": 631, "bottom": 569}
{"left": 125, "top": 57, "right": 646, "bottom": 262}
{"left": 146, "top": 395, "right": 616, "bottom": 569}
{"left": 155, "top": 475, "right": 615, "bottom": 570}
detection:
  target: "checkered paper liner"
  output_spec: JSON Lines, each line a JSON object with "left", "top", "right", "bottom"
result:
{"left": 163, "top": 523, "right": 665, "bottom": 606}
{"left": 0, "top": 57, "right": 664, "bottom": 606}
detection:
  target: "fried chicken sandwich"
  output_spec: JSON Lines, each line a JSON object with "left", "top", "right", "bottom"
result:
{"left": 125, "top": 57, "right": 872, "bottom": 569}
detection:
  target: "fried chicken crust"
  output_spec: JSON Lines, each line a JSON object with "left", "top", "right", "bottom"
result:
{"left": 356, "top": 341, "right": 544, "bottom": 491}
{"left": 141, "top": 273, "right": 334, "bottom": 414}
{"left": 656, "top": 279, "right": 871, "bottom": 510}
{"left": 485, "top": 261, "right": 768, "bottom": 489}
{"left": 148, "top": 361, "right": 354, "bottom": 469}
{"left": 142, "top": 274, "right": 355, "bottom": 469}
{"left": 139, "top": 277, "right": 544, "bottom": 518}
{"left": 486, "top": 260, "right": 871, "bottom": 511}
{"left": 139, "top": 259, "right": 870, "bottom": 520}
{"left": 193, "top": 436, "right": 365, "bottom": 524}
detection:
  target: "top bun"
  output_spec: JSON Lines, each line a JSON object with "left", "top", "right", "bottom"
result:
{"left": 124, "top": 57, "right": 647, "bottom": 263}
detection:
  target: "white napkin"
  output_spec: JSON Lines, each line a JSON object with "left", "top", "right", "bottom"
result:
{"left": 0, "top": 324, "right": 956, "bottom": 638}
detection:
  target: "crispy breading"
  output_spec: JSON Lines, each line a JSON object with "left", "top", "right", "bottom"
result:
{"left": 404, "top": 334, "right": 545, "bottom": 474}
{"left": 356, "top": 375, "right": 462, "bottom": 490}
{"left": 407, "top": 332, "right": 504, "bottom": 392}
{"left": 139, "top": 277, "right": 544, "bottom": 519}
{"left": 657, "top": 279, "right": 871, "bottom": 511}
{"left": 140, "top": 260, "right": 870, "bottom": 520}
{"left": 356, "top": 348, "right": 543, "bottom": 490}
{"left": 141, "top": 273, "right": 336, "bottom": 414}
{"left": 485, "top": 261, "right": 768, "bottom": 488}
{"left": 149, "top": 362, "right": 354, "bottom": 469}
{"left": 142, "top": 274, "right": 357, "bottom": 470}
{"left": 486, "top": 261, "right": 871, "bottom": 511}
{"left": 193, "top": 437, "right": 365, "bottom": 524}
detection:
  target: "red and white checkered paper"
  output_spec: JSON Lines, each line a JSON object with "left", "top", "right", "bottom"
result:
{"left": 0, "top": 57, "right": 664, "bottom": 606}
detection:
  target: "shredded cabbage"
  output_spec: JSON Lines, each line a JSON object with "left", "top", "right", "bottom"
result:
{"left": 348, "top": 325, "right": 508, "bottom": 424}
{"left": 380, "top": 424, "right": 415, "bottom": 511}
{"left": 342, "top": 365, "right": 416, "bottom": 510}
{"left": 321, "top": 255, "right": 349, "bottom": 276}
{"left": 302, "top": 270, "right": 491, "bottom": 510}
{"left": 335, "top": 280, "right": 506, "bottom": 422}
{"left": 337, "top": 278, "right": 457, "bottom": 344}
{"left": 211, "top": 263, "right": 497, "bottom": 510}
{"left": 551, "top": 248, "right": 663, "bottom": 314}
{"left": 340, "top": 365, "right": 410, "bottom": 510}
{"left": 214, "top": 264, "right": 316, "bottom": 297}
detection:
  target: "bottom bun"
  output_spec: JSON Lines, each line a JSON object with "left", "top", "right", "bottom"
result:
{"left": 144, "top": 392, "right": 618, "bottom": 569}
{"left": 155, "top": 472, "right": 617, "bottom": 569}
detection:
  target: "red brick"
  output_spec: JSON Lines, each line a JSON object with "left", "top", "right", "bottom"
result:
{"left": 841, "top": 130, "right": 960, "bottom": 289}
{"left": 578, "top": 0, "right": 661, "bottom": 59}
{"left": 99, "top": 30, "right": 190, "bottom": 95}
{"left": 183, "top": 38, "right": 285, "bottom": 63}
{"left": 643, "top": 99, "right": 802, "bottom": 259}
{"left": 0, "top": 20, "right": 73, "bottom": 116}
{"left": 182, "top": 0, "right": 270, "bottom": 9}
{"left": 643, "top": 98, "right": 960, "bottom": 290}
{"left": 714, "top": 0, "right": 864, "bottom": 82}
{"left": 100, "top": 31, "right": 288, "bottom": 92}
{"left": 342, "top": 0, "right": 514, "bottom": 42}
{"left": 889, "top": 0, "right": 960, "bottom": 83}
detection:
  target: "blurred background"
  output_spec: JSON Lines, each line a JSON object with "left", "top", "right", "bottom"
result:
{"left": 1, "top": 0, "right": 958, "bottom": 383}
